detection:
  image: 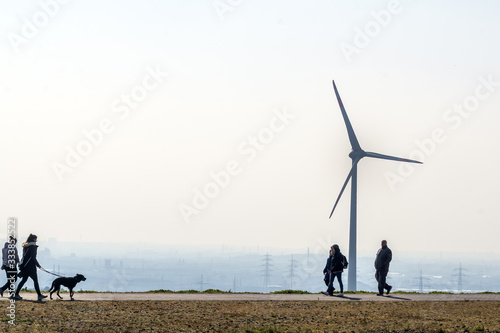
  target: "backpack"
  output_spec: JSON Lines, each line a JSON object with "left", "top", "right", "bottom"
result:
{"left": 342, "top": 255, "right": 348, "bottom": 269}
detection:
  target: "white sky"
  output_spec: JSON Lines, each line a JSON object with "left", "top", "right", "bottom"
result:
{"left": 1, "top": 0, "right": 499, "bottom": 258}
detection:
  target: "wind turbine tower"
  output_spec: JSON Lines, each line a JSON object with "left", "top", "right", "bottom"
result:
{"left": 329, "top": 80, "right": 423, "bottom": 291}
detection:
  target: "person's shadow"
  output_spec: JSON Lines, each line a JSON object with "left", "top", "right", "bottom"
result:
{"left": 334, "top": 295, "right": 362, "bottom": 301}
{"left": 23, "top": 299, "right": 49, "bottom": 304}
{"left": 385, "top": 295, "right": 411, "bottom": 301}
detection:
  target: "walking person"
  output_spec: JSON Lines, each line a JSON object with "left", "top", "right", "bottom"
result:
{"left": 13, "top": 234, "right": 47, "bottom": 301}
{"left": 328, "top": 244, "right": 345, "bottom": 297}
{"left": 0, "top": 235, "right": 20, "bottom": 297}
{"left": 374, "top": 239, "right": 392, "bottom": 296}
{"left": 322, "top": 245, "right": 346, "bottom": 296}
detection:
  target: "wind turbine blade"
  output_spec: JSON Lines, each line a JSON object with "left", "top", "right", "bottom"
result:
{"left": 332, "top": 80, "right": 361, "bottom": 151}
{"left": 329, "top": 158, "right": 360, "bottom": 219}
{"left": 365, "top": 152, "right": 423, "bottom": 164}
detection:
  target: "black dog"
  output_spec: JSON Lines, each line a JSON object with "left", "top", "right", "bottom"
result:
{"left": 48, "top": 274, "right": 86, "bottom": 300}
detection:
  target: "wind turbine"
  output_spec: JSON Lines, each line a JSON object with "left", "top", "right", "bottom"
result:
{"left": 329, "top": 80, "right": 422, "bottom": 291}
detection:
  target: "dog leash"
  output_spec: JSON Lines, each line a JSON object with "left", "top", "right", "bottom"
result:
{"left": 38, "top": 267, "right": 65, "bottom": 278}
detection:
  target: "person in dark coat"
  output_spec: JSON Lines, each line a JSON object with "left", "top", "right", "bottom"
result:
{"left": 322, "top": 245, "right": 345, "bottom": 296}
{"left": 328, "top": 244, "right": 345, "bottom": 296}
{"left": 374, "top": 240, "right": 392, "bottom": 296}
{"left": 13, "top": 234, "right": 47, "bottom": 301}
{"left": 0, "top": 235, "right": 20, "bottom": 297}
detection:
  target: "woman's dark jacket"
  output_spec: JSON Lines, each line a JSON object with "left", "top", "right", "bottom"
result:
{"left": 19, "top": 243, "right": 40, "bottom": 275}
{"left": 330, "top": 252, "right": 344, "bottom": 273}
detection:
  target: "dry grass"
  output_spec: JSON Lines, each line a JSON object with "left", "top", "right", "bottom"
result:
{"left": 2, "top": 300, "right": 499, "bottom": 332}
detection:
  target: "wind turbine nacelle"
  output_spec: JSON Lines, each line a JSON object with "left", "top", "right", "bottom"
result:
{"left": 349, "top": 150, "right": 366, "bottom": 160}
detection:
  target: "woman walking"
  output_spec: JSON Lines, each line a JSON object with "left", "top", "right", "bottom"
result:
{"left": 13, "top": 234, "right": 47, "bottom": 301}
{"left": 328, "top": 244, "right": 346, "bottom": 297}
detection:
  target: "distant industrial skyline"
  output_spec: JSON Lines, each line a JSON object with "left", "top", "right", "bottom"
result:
{"left": 25, "top": 240, "right": 500, "bottom": 293}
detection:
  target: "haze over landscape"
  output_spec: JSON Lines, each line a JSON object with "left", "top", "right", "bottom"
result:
{"left": 1, "top": 0, "right": 499, "bottom": 289}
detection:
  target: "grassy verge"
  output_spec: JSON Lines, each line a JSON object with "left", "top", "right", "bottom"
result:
{"left": 19, "top": 286, "right": 500, "bottom": 295}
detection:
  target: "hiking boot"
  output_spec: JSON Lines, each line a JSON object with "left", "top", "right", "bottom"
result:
{"left": 38, "top": 294, "right": 47, "bottom": 301}
{"left": 12, "top": 294, "right": 22, "bottom": 300}
{"left": 338, "top": 293, "right": 344, "bottom": 297}
{"left": 376, "top": 293, "right": 384, "bottom": 296}
{"left": 386, "top": 285, "right": 392, "bottom": 295}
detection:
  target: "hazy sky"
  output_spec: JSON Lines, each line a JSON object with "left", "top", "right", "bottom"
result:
{"left": 1, "top": 0, "right": 499, "bottom": 258}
